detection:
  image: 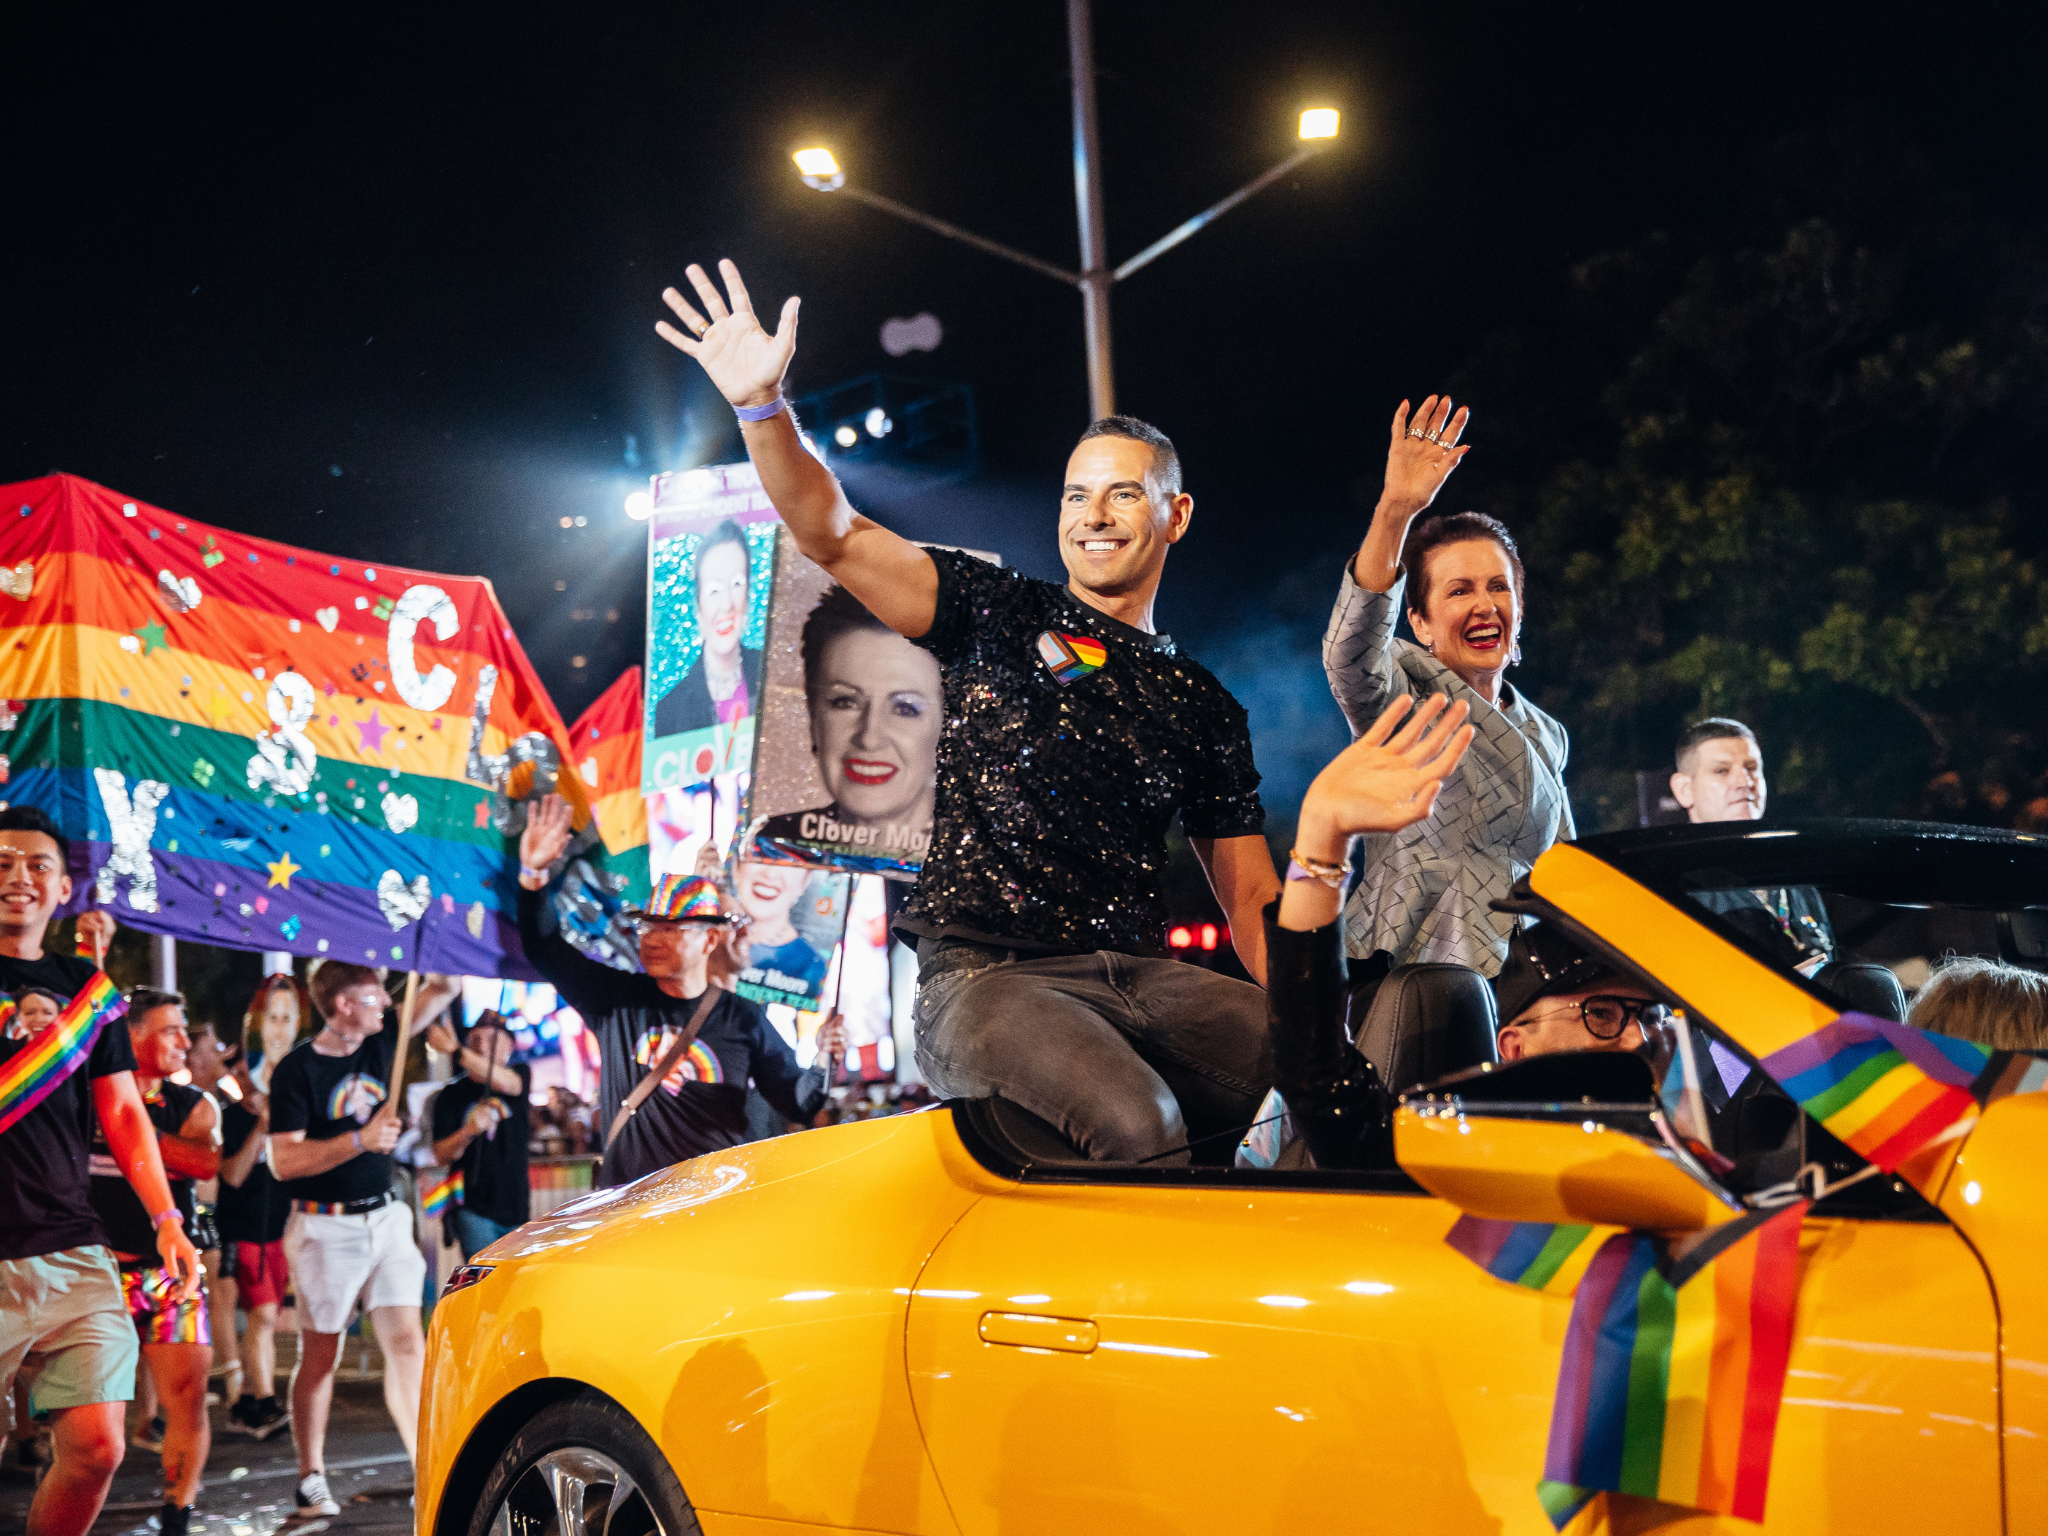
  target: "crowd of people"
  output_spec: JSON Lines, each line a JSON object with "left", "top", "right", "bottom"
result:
{"left": 3, "top": 256, "right": 2046, "bottom": 1536}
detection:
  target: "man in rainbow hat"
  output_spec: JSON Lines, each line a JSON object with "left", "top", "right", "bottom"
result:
{"left": 514, "top": 834, "right": 846, "bottom": 1188}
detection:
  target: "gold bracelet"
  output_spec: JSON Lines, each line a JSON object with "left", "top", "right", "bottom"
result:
{"left": 1288, "top": 848, "right": 1347, "bottom": 889}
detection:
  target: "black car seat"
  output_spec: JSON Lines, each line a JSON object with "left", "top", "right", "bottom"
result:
{"left": 1352, "top": 963, "right": 1500, "bottom": 1093}
{"left": 1813, "top": 960, "right": 1909, "bottom": 1023}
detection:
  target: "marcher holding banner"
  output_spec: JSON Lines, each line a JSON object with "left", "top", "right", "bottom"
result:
{"left": 0, "top": 806, "right": 200, "bottom": 1536}
{"left": 266, "top": 962, "right": 425, "bottom": 1517}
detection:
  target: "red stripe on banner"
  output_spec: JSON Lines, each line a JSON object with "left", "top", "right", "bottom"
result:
{"left": 1856, "top": 1084, "right": 1976, "bottom": 1169}
{"left": 1730, "top": 1205, "right": 1807, "bottom": 1521}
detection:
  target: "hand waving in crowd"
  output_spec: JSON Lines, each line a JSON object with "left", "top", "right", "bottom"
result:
{"left": 656, "top": 260, "right": 800, "bottom": 412}
{"left": 1382, "top": 395, "right": 1471, "bottom": 515}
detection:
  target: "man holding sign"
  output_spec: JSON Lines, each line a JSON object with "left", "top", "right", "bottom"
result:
{"left": 267, "top": 962, "right": 426, "bottom": 1517}
{"left": 0, "top": 806, "right": 199, "bottom": 1536}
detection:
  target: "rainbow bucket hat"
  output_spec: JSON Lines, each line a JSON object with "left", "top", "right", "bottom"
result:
{"left": 629, "top": 873, "right": 741, "bottom": 925}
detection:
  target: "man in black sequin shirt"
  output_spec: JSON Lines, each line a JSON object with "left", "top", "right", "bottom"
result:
{"left": 657, "top": 261, "right": 1285, "bottom": 1163}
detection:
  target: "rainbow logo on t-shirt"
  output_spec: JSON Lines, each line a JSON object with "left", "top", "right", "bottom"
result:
{"left": 635, "top": 1030, "right": 726, "bottom": 1092}
{"left": 326, "top": 1072, "right": 387, "bottom": 1123}
{"left": 1035, "top": 630, "right": 1107, "bottom": 685}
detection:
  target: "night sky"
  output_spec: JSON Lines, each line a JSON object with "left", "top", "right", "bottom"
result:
{"left": 9, "top": 0, "right": 2043, "bottom": 813}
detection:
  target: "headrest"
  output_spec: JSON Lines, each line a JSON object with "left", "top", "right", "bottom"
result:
{"left": 1813, "top": 960, "right": 1908, "bottom": 1024}
{"left": 1353, "top": 963, "right": 1500, "bottom": 1094}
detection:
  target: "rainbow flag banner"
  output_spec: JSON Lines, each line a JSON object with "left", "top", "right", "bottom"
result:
{"left": 1758, "top": 1010, "right": 1988, "bottom": 1170}
{"left": 420, "top": 1168, "right": 464, "bottom": 1217}
{"left": 0, "top": 474, "right": 592, "bottom": 977}
{"left": 1538, "top": 1202, "right": 1808, "bottom": 1530}
{"left": 0, "top": 971, "right": 127, "bottom": 1135}
{"left": 567, "top": 667, "right": 649, "bottom": 898}
{"left": 1446, "top": 1215, "right": 1607, "bottom": 1295}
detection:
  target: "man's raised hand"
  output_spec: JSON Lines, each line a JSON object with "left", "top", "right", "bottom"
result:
{"left": 518, "top": 793, "right": 574, "bottom": 890}
{"left": 1299, "top": 693, "right": 1476, "bottom": 847}
{"left": 656, "top": 260, "right": 800, "bottom": 412}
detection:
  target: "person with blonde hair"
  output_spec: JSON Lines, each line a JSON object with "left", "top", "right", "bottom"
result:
{"left": 1910, "top": 957, "right": 2048, "bottom": 1051}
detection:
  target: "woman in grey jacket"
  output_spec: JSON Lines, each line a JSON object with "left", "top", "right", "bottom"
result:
{"left": 1322, "top": 394, "right": 1573, "bottom": 980}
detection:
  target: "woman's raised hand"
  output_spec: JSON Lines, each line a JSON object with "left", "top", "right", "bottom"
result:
{"left": 1382, "top": 395, "right": 1471, "bottom": 515}
{"left": 1298, "top": 693, "right": 1476, "bottom": 847}
{"left": 517, "top": 793, "right": 574, "bottom": 889}
{"left": 656, "top": 260, "right": 800, "bottom": 412}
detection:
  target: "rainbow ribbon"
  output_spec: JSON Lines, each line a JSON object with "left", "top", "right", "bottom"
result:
{"left": 1537, "top": 1203, "right": 1808, "bottom": 1529}
{"left": 0, "top": 972, "right": 127, "bottom": 1136}
{"left": 1446, "top": 1216, "right": 1605, "bottom": 1295}
{"left": 420, "top": 1168, "right": 464, "bottom": 1217}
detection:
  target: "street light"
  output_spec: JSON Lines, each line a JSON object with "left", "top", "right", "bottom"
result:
{"left": 790, "top": 0, "right": 1341, "bottom": 419}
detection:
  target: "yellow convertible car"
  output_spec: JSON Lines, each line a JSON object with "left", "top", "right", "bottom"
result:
{"left": 419, "top": 822, "right": 2048, "bottom": 1536}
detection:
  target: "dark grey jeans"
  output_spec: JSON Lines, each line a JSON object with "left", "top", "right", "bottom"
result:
{"left": 912, "top": 942, "right": 1273, "bottom": 1164}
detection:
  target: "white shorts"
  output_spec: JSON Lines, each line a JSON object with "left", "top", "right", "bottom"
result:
{"left": 282, "top": 1201, "right": 426, "bottom": 1335}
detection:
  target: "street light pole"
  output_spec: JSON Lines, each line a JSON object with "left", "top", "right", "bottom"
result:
{"left": 791, "top": 16, "right": 1340, "bottom": 423}
{"left": 1068, "top": 0, "right": 1115, "bottom": 419}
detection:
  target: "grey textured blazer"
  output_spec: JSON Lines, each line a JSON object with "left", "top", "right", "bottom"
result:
{"left": 1322, "top": 565, "right": 1575, "bottom": 977}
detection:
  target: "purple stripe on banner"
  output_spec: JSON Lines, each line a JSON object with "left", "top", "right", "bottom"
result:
{"left": 1765, "top": 1023, "right": 1891, "bottom": 1088}
{"left": 1545, "top": 1234, "right": 1636, "bottom": 1486}
{"left": 1576, "top": 1238, "right": 1659, "bottom": 1491}
{"left": 1874, "top": 1016, "right": 1992, "bottom": 1085}
{"left": 1763, "top": 1011, "right": 1989, "bottom": 1090}
{"left": 1446, "top": 1215, "right": 1515, "bottom": 1273}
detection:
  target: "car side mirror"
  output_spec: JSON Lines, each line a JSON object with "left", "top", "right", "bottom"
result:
{"left": 1393, "top": 1053, "right": 1744, "bottom": 1234}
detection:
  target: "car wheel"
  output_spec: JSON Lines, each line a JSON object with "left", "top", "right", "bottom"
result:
{"left": 467, "top": 1390, "right": 701, "bottom": 1536}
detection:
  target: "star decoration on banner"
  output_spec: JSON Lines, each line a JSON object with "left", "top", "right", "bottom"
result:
{"left": 356, "top": 709, "right": 391, "bottom": 753}
{"left": 472, "top": 800, "right": 491, "bottom": 829}
{"left": 203, "top": 691, "right": 235, "bottom": 727}
{"left": 135, "top": 620, "right": 168, "bottom": 655}
{"left": 266, "top": 853, "right": 302, "bottom": 890}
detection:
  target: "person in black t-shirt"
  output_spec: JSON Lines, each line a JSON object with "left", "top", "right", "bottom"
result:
{"left": 214, "top": 972, "right": 306, "bottom": 1443}
{"left": 425, "top": 1010, "right": 532, "bottom": 1259}
{"left": 0, "top": 806, "right": 199, "bottom": 1536}
{"left": 267, "top": 962, "right": 426, "bottom": 1517}
{"left": 510, "top": 837, "right": 846, "bottom": 1188}
{"left": 87, "top": 989, "right": 221, "bottom": 1536}
{"left": 655, "top": 262, "right": 1286, "bottom": 1163}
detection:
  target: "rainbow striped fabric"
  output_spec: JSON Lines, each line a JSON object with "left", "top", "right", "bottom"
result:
{"left": 1446, "top": 1216, "right": 1606, "bottom": 1294}
{"left": 567, "top": 665, "right": 650, "bottom": 900}
{"left": 1034, "top": 630, "right": 1107, "bottom": 684}
{"left": 1759, "top": 1010, "right": 1991, "bottom": 1170}
{"left": 1538, "top": 1202, "right": 1808, "bottom": 1530}
{"left": 0, "top": 474, "right": 593, "bottom": 977}
{"left": 420, "top": 1169, "right": 464, "bottom": 1217}
{"left": 0, "top": 972, "right": 127, "bottom": 1136}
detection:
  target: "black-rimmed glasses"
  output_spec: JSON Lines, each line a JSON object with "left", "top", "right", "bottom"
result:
{"left": 1573, "top": 995, "right": 1672, "bottom": 1040}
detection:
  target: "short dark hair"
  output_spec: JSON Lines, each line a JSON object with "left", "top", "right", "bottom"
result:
{"left": 0, "top": 805, "right": 71, "bottom": 867}
{"left": 125, "top": 987, "right": 185, "bottom": 1026}
{"left": 1400, "top": 512, "right": 1524, "bottom": 618}
{"left": 799, "top": 584, "right": 893, "bottom": 716}
{"left": 693, "top": 518, "right": 752, "bottom": 596}
{"left": 14, "top": 986, "right": 65, "bottom": 1011}
{"left": 1077, "top": 416, "right": 1183, "bottom": 498}
{"left": 308, "top": 960, "right": 383, "bottom": 1018}
{"left": 1675, "top": 717, "right": 1758, "bottom": 772}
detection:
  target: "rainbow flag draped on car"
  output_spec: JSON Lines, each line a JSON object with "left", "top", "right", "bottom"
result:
{"left": 0, "top": 972, "right": 127, "bottom": 1135}
{"left": 1537, "top": 1203, "right": 1807, "bottom": 1530}
{"left": 0, "top": 474, "right": 591, "bottom": 977}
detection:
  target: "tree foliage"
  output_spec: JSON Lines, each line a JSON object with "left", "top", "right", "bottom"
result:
{"left": 1453, "top": 133, "right": 2048, "bottom": 832}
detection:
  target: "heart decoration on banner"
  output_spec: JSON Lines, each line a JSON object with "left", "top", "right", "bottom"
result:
{"left": 0, "top": 561, "right": 33, "bottom": 600}
{"left": 380, "top": 791, "right": 419, "bottom": 834}
{"left": 375, "top": 869, "right": 431, "bottom": 930}
{"left": 314, "top": 606, "right": 339, "bottom": 632}
{"left": 157, "top": 570, "right": 203, "bottom": 612}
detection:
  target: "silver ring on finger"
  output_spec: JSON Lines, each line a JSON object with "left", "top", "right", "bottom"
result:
{"left": 1406, "top": 428, "right": 1426, "bottom": 439}
{"left": 1424, "top": 431, "right": 1442, "bottom": 444}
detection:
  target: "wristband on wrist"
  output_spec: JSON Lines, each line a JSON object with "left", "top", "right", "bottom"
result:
{"left": 1287, "top": 848, "right": 1347, "bottom": 889}
{"left": 351, "top": 1129, "right": 364, "bottom": 1152}
{"left": 151, "top": 1208, "right": 183, "bottom": 1230}
{"left": 734, "top": 394, "right": 786, "bottom": 423}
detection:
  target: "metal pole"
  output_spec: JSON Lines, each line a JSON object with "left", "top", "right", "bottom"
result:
{"left": 151, "top": 933, "right": 176, "bottom": 992}
{"left": 1112, "top": 142, "right": 1326, "bottom": 282}
{"left": 1068, "top": 0, "right": 1114, "bottom": 419}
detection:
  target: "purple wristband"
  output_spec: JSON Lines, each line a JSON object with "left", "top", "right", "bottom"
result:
{"left": 734, "top": 394, "right": 786, "bottom": 423}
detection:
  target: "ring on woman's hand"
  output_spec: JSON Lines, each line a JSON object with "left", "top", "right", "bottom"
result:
{"left": 691, "top": 319, "right": 710, "bottom": 335}
{"left": 1406, "top": 428, "right": 1426, "bottom": 439}
{"left": 1424, "top": 430, "right": 1442, "bottom": 443}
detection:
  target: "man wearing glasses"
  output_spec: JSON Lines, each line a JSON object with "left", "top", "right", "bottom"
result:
{"left": 513, "top": 821, "right": 845, "bottom": 1189}
{"left": 1492, "top": 924, "right": 1667, "bottom": 1061}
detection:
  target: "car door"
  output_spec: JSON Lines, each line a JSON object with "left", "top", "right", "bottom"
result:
{"left": 904, "top": 1172, "right": 2001, "bottom": 1535}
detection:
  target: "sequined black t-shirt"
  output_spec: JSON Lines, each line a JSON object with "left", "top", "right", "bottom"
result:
{"left": 895, "top": 548, "right": 1265, "bottom": 957}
